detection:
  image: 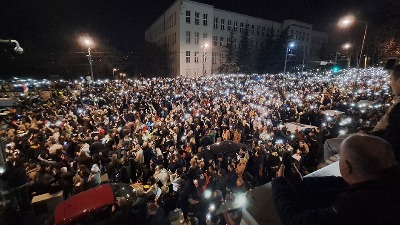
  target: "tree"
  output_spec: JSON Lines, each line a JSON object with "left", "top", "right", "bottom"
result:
{"left": 256, "top": 27, "right": 276, "bottom": 74}
{"left": 236, "top": 23, "right": 253, "bottom": 74}
{"left": 219, "top": 30, "right": 239, "bottom": 74}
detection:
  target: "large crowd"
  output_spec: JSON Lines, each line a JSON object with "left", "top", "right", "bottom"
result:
{"left": 0, "top": 68, "right": 394, "bottom": 225}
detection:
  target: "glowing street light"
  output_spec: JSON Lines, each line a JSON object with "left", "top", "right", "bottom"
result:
{"left": 284, "top": 42, "right": 295, "bottom": 74}
{"left": 338, "top": 15, "right": 368, "bottom": 69}
{"left": 0, "top": 39, "right": 23, "bottom": 54}
{"left": 113, "top": 68, "right": 118, "bottom": 79}
{"left": 79, "top": 36, "right": 95, "bottom": 81}
{"left": 342, "top": 43, "right": 352, "bottom": 69}
{"left": 201, "top": 43, "right": 209, "bottom": 76}
{"left": 343, "top": 43, "right": 352, "bottom": 50}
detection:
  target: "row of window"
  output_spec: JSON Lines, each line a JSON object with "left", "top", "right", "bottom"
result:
{"left": 186, "top": 10, "right": 208, "bottom": 26}
{"left": 166, "top": 12, "right": 177, "bottom": 30}
{"left": 186, "top": 31, "right": 208, "bottom": 44}
{"left": 290, "top": 29, "right": 310, "bottom": 42}
{"left": 185, "top": 50, "right": 224, "bottom": 64}
{"left": 166, "top": 33, "right": 177, "bottom": 47}
{"left": 185, "top": 69, "right": 201, "bottom": 77}
{"left": 213, "top": 18, "right": 280, "bottom": 36}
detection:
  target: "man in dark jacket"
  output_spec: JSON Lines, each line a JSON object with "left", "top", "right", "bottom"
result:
{"left": 272, "top": 134, "right": 400, "bottom": 225}
{"left": 373, "top": 63, "right": 400, "bottom": 162}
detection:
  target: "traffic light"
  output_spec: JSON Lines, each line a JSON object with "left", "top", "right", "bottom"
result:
{"left": 331, "top": 65, "right": 340, "bottom": 73}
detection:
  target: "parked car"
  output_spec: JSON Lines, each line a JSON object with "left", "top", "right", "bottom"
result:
{"left": 45, "top": 183, "right": 137, "bottom": 225}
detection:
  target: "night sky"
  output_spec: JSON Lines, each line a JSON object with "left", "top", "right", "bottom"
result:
{"left": 0, "top": 0, "right": 393, "bottom": 77}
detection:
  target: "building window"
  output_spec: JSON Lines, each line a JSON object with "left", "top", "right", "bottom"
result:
{"left": 174, "top": 32, "right": 176, "bottom": 45}
{"left": 195, "top": 51, "right": 199, "bottom": 63}
{"left": 186, "top": 31, "right": 191, "bottom": 44}
{"left": 214, "top": 18, "right": 218, "bottom": 29}
{"left": 204, "top": 52, "right": 207, "bottom": 63}
{"left": 195, "top": 12, "right": 200, "bottom": 25}
{"left": 203, "top": 14, "right": 208, "bottom": 26}
{"left": 233, "top": 21, "right": 238, "bottom": 32}
{"left": 212, "top": 52, "right": 217, "bottom": 64}
{"left": 234, "top": 38, "right": 237, "bottom": 48}
{"left": 213, "top": 35, "right": 217, "bottom": 46}
{"left": 220, "top": 53, "right": 224, "bottom": 63}
{"left": 194, "top": 69, "right": 198, "bottom": 76}
{"left": 186, "top": 10, "right": 190, "bottom": 24}
{"left": 227, "top": 37, "right": 231, "bottom": 46}
{"left": 203, "top": 33, "right": 207, "bottom": 42}
{"left": 257, "top": 26, "right": 260, "bottom": 36}
{"left": 262, "top": 27, "right": 265, "bottom": 36}
{"left": 251, "top": 25, "right": 255, "bottom": 35}
{"left": 186, "top": 69, "right": 191, "bottom": 76}
{"left": 220, "top": 37, "right": 224, "bottom": 46}
{"left": 194, "top": 32, "right": 199, "bottom": 44}
{"left": 227, "top": 20, "right": 232, "bottom": 30}
{"left": 240, "top": 22, "right": 244, "bottom": 33}
{"left": 221, "top": 19, "right": 225, "bottom": 30}
{"left": 186, "top": 51, "right": 190, "bottom": 63}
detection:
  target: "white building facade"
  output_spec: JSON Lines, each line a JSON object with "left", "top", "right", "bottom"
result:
{"left": 145, "top": 0, "right": 327, "bottom": 77}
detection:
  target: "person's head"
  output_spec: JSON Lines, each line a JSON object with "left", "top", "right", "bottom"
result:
{"left": 389, "top": 63, "right": 400, "bottom": 96}
{"left": 339, "top": 134, "right": 397, "bottom": 185}
{"left": 117, "top": 197, "right": 127, "bottom": 207}
{"left": 236, "top": 178, "right": 244, "bottom": 187}
{"left": 183, "top": 217, "right": 199, "bottom": 225}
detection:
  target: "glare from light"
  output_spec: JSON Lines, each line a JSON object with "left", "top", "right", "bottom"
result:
{"left": 343, "top": 43, "right": 351, "bottom": 50}
{"left": 338, "top": 15, "right": 355, "bottom": 28}
{"left": 235, "top": 194, "right": 247, "bottom": 207}
{"left": 209, "top": 203, "right": 215, "bottom": 211}
{"left": 204, "top": 190, "right": 212, "bottom": 199}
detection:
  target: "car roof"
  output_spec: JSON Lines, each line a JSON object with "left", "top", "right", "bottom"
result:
{"left": 54, "top": 184, "right": 115, "bottom": 225}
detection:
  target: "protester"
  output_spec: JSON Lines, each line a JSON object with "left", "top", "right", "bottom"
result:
{"left": 272, "top": 134, "right": 400, "bottom": 225}
{"left": 0, "top": 68, "right": 396, "bottom": 224}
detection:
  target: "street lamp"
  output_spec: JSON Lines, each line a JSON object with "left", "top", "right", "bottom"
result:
{"left": 0, "top": 39, "right": 23, "bottom": 54}
{"left": 201, "top": 43, "right": 209, "bottom": 76}
{"left": 284, "top": 42, "right": 295, "bottom": 74}
{"left": 80, "top": 37, "right": 94, "bottom": 81}
{"left": 338, "top": 15, "right": 368, "bottom": 69}
{"left": 113, "top": 68, "right": 118, "bottom": 79}
{"left": 342, "top": 43, "right": 352, "bottom": 68}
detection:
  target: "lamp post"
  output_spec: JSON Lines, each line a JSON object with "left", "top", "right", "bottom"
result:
{"left": 201, "top": 43, "right": 209, "bottom": 76}
{"left": 112, "top": 68, "right": 118, "bottom": 79}
{"left": 342, "top": 43, "right": 352, "bottom": 69}
{"left": 284, "top": 42, "right": 295, "bottom": 74}
{"left": 80, "top": 37, "right": 94, "bottom": 81}
{"left": 0, "top": 39, "right": 23, "bottom": 54}
{"left": 338, "top": 15, "right": 368, "bottom": 69}
{"left": 301, "top": 50, "right": 306, "bottom": 74}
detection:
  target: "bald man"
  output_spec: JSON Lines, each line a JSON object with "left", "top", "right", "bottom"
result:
{"left": 272, "top": 134, "right": 400, "bottom": 225}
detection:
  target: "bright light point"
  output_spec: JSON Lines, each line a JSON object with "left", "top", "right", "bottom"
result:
{"left": 235, "top": 194, "right": 247, "bottom": 207}
{"left": 343, "top": 43, "right": 351, "bottom": 49}
{"left": 206, "top": 213, "right": 211, "bottom": 221}
{"left": 338, "top": 15, "right": 355, "bottom": 27}
{"left": 0, "top": 166, "right": 5, "bottom": 174}
{"left": 204, "top": 190, "right": 212, "bottom": 199}
{"left": 209, "top": 204, "right": 215, "bottom": 211}
{"left": 79, "top": 36, "right": 94, "bottom": 47}
{"left": 289, "top": 42, "right": 295, "bottom": 48}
